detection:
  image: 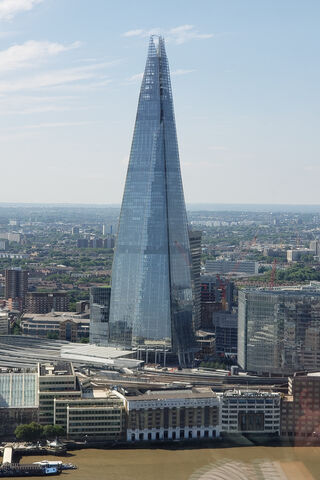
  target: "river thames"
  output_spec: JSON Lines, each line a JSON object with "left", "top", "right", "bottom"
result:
{"left": 18, "top": 446, "right": 320, "bottom": 479}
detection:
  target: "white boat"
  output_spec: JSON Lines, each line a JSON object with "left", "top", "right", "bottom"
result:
{"left": 33, "top": 460, "right": 77, "bottom": 470}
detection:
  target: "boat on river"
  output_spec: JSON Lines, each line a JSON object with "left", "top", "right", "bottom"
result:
{"left": 33, "top": 460, "right": 77, "bottom": 470}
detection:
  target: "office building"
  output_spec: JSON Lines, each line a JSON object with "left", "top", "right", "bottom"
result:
{"left": 213, "top": 312, "right": 237, "bottom": 356}
{"left": 38, "top": 362, "right": 82, "bottom": 425}
{"left": 205, "top": 260, "right": 258, "bottom": 276}
{"left": 281, "top": 373, "right": 320, "bottom": 438}
{"left": 109, "top": 37, "right": 195, "bottom": 366}
{"left": 200, "top": 274, "right": 234, "bottom": 329}
{"left": 54, "top": 390, "right": 125, "bottom": 441}
{"left": 89, "top": 286, "right": 111, "bottom": 346}
{"left": 189, "top": 230, "right": 202, "bottom": 331}
{"left": 21, "top": 312, "right": 89, "bottom": 341}
{"left": 238, "top": 286, "right": 320, "bottom": 375}
{"left": 5, "top": 268, "right": 28, "bottom": 310}
{"left": 25, "top": 291, "right": 69, "bottom": 314}
{"left": 125, "top": 387, "right": 220, "bottom": 442}
{"left": 219, "top": 390, "right": 280, "bottom": 435}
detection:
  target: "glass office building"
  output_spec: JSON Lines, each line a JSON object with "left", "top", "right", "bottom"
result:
{"left": 109, "top": 36, "right": 195, "bottom": 365}
{"left": 238, "top": 287, "right": 320, "bottom": 375}
{"left": 89, "top": 286, "right": 111, "bottom": 346}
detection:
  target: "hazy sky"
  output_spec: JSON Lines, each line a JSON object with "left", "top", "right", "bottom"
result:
{"left": 0, "top": 0, "right": 319, "bottom": 205}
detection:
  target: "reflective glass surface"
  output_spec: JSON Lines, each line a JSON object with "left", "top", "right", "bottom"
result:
{"left": 109, "top": 37, "right": 195, "bottom": 362}
{"left": 238, "top": 288, "right": 320, "bottom": 374}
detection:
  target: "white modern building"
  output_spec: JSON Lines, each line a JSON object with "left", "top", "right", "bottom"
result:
{"left": 218, "top": 390, "right": 281, "bottom": 435}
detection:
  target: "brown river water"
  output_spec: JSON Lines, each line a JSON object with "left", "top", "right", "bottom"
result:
{"left": 18, "top": 446, "right": 320, "bottom": 480}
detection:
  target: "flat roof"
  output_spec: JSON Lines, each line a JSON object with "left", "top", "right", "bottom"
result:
{"left": 128, "top": 387, "right": 216, "bottom": 401}
{"left": 39, "top": 361, "right": 73, "bottom": 377}
{"left": 0, "top": 373, "right": 38, "bottom": 408}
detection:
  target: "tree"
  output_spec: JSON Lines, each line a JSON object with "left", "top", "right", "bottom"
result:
{"left": 43, "top": 425, "right": 65, "bottom": 439}
{"left": 47, "top": 331, "right": 59, "bottom": 340}
{"left": 15, "top": 422, "right": 43, "bottom": 442}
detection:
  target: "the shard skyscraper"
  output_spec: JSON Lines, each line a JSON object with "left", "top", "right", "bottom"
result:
{"left": 109, "top": 36, "right": 195, "bottom": 366}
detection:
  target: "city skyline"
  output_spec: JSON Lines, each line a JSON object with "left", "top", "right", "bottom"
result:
{"left": 0, "top": 0, "right": 319, "bottom": 205}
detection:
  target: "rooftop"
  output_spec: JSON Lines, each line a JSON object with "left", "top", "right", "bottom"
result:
{"left": 127, "top": 387, "right": 216, "bottom": 401}
{"left": 39, "top": 361, "right": 74, "bottom": 377}
{"left": 0, "top": 373, "right": 38, "bottom": 408}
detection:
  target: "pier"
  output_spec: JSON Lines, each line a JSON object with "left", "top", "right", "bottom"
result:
{"left": 2, "top": 448, "right": 12, "bottom": 465}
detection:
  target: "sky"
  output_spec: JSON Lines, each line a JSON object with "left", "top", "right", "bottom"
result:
{"left": 0, "top": 0, "right": 319, "bottom": 205}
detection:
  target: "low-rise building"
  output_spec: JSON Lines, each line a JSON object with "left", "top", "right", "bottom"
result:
{"left": 21, "top": 312, "right": 89, "bottom": 341}
{"left": 205, "top": 260, "right": 258, "bottom": 276}
{"left": 0, "top": 372, "right": 38, "bottom": 436}
{"left": 219, "top": 390, "right": 281, "bottom": 435}
{"left": 54, "top": 390, "right": 125, "bottom": 441}
{"left": 38, "top": 362, "right": 81, "bottom": 425}
{"left": 125, "top": 387, "right": 220, "bottom": 442}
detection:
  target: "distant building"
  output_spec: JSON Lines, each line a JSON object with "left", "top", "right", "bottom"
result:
{"left": 89, "top": 238, "right": 103, "bottom": 248}
{"left": 76, "top": 300, "right": 89, "bottom": 314}
{"left": 0, "top": 233, "right": 21, "bottom": 244}
{"left": 195, "top": 330, "right": 215, "bottom": 358}
{"left": 287, "top": 249, "right": 313, "bottom": 262}
{"left": 213, "top": 312, "right": 237, "bottom": 356}
{"left": 125, "top": 387, "right": 220, "bottom": 442}
{"left": 0, "top": 311, "right": 9, "bottom": 335}
{"left": 25, "top": 291, "right": 69, "bottom": 314}
{"left": 200, "top": 274, "right": 234, "bottom": 329}
{"left": 77, "top": 238, "right": 88, "bottom": 248}
{"left": 5, "top": 268, "right": 28, "bottom": 311}
{"left": 21, "top": 312, "right": 89, "bottom": 341}
{"left": 89, "top": 286, "right": 111, "bottom": 346}
{"left": 103, "top": 236, "right": 115, "bottom": 249}
{"left": 310, "top": 240, "right": 320, "bottom": 256}
{"left": 0, "top": 240, "right": 8, "bottom": 251}
{"left": 205, "top": 260, "right": 258, "bottom": 276}
{"left": 189, "top": 230, "right": 202, "bottom": 331}
{"left": 72, "top": 226, "right": 80, "bottom": 235}
{"left": 238, "top": 286, "right": 320, "bottom": 375}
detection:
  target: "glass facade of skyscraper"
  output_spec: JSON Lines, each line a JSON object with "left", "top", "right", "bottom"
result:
{"left": 89, "top": 286, "right": 111, "bottom": 346}
{"left": 109, "top": 37, "right": 195, "bottom": 364}
{"left": 238, "top": 287, "right": 320, "bottom": 374}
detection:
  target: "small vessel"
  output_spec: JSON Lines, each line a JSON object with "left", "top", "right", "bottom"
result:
{"left": 33, "top": 460, "right": 77, "bottom": 470}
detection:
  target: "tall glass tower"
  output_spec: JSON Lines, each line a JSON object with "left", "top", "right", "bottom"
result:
{"left": 109, "top": 36, "right": 195, "bottom": 365}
